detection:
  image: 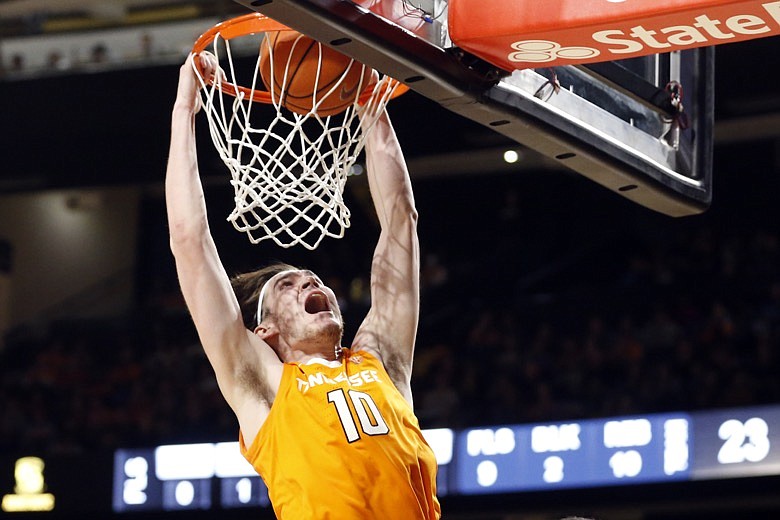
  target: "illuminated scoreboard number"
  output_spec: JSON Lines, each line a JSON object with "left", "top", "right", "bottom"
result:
{"left": 455, "top": 426, "right": 528, "bottom": 494}
{"left": 113, "top": 442, "right": 268, "bottom": 512}
{"left": 161, "top": 478, "right": 211, "bottom": 510}
{"left": 692, "top": 405, "right": 780, "bottom": 480}
{"left": 525, "top": 421, "right": 598, "bottom": 489}
{"left": 220, "top": 476, "right": 270, "bottom": 508}
{"left": 455, "top": 414, "right": 691, "bottom": 494}
{"left": 113, "top": 449, "right": 161, "bottom": 512}
{"left": 587, "top": 413, "right": 691, "bottom": 486}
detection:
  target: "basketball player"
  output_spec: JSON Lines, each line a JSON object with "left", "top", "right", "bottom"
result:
{"left": 165, "top": 52, "right": 440, "bottom": 519}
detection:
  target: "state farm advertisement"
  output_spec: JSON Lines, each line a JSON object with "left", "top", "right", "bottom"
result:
{"left": 449, "top": 0, "right": 780, "bottom": 70}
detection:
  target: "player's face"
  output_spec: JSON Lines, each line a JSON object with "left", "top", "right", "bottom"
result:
{"left": 264, "top": 270, "right": 343, "bottom": 348}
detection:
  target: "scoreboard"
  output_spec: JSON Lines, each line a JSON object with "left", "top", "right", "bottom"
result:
{"left": 108, "top": 404, "right": 780, "bottom": 512}
{"left": 451, "top": 412, "right": 690, "bottom": 494}
{"left": 2, "top": 404, "right": 779, "bottom": 516}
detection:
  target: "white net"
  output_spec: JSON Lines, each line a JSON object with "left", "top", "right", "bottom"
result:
{"left": 193, "top": 20, "right": 403, "bottom": 250}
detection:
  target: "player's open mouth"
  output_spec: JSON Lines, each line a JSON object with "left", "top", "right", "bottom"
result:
{"left": 304, "top": 292, "right": 331, "bottom": 314}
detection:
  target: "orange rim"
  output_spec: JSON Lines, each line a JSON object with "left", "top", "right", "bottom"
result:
{"left": 191, "top": 13, "right": 409, "bottom": 105}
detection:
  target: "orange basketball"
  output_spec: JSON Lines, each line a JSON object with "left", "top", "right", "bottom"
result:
{"left": 259, "top": 30, "right": 373, "bottom": 116}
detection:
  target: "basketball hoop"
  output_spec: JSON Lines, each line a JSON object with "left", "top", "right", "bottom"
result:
{"left": 191, "top": 13, "right": 408, "bottom": 250}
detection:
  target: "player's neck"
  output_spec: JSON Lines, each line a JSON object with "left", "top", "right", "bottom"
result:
{"left": 278, "top": 341, "right": 343, "bottom": 364}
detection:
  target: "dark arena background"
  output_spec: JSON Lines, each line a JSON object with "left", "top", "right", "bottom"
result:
{"left": 1, "top": 2, "right": 779, "bottom": 519}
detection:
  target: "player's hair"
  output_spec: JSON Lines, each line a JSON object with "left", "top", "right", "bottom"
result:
{"left": 230, "top": 262, "right": 300, "bottom": 329}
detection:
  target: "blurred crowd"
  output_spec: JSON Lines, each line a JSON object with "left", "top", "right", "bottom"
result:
{"left": 412, "top": 223, "right": 780, "bottom": 428}
{"left": 1, "top": 34, "right": 162, "bottom": 80}
{"left": 1, "top": 189, "right": 779, "bottom": 456}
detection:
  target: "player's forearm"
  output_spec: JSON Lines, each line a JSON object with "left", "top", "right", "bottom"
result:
{"left": 166, "top": 104, "right": 210, "bottom": 247}
{"left": 365, "top": 112, "right": 417, "bottom": 231}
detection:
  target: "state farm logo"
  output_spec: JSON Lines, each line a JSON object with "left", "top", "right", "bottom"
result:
{"left": 508, "top": 40, "right": 600, "bottom": 63}
{"left": 507, "top": 0, "right": 780, "bottom": 65}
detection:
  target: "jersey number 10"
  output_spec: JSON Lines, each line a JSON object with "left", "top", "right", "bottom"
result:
{"left": 328, "top": 389, "right": 390, "bottom": 443}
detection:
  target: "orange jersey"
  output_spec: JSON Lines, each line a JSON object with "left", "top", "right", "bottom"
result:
{"left": 240, "top": 350, "right": 440, "bottom": 520}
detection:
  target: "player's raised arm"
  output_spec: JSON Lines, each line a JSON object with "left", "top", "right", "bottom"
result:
{"left": 165, "top": 53, "right": 282, "bottom": 437}
{"left": 353, "top": 109, "right": 419, "bottom": 404}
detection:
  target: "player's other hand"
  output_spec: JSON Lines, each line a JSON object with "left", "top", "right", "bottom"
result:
{"left": 195, "top": 51, "right": 222, "bottom": 86}
{"left": 176, "top": 51, "right": 222, "bottom": 114}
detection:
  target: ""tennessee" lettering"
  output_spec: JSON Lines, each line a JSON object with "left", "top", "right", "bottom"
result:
{"left": 296, "top": 369, "right": 381, "bottom": 393}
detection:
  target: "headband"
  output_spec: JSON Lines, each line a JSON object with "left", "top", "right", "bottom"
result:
{"left": 255, "top": 269, "right": 297, "bottom": 326}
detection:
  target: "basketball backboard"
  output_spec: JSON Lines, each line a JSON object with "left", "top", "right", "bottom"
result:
{"left": 233, "top": 0, "right": 715, "bottom": 216}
